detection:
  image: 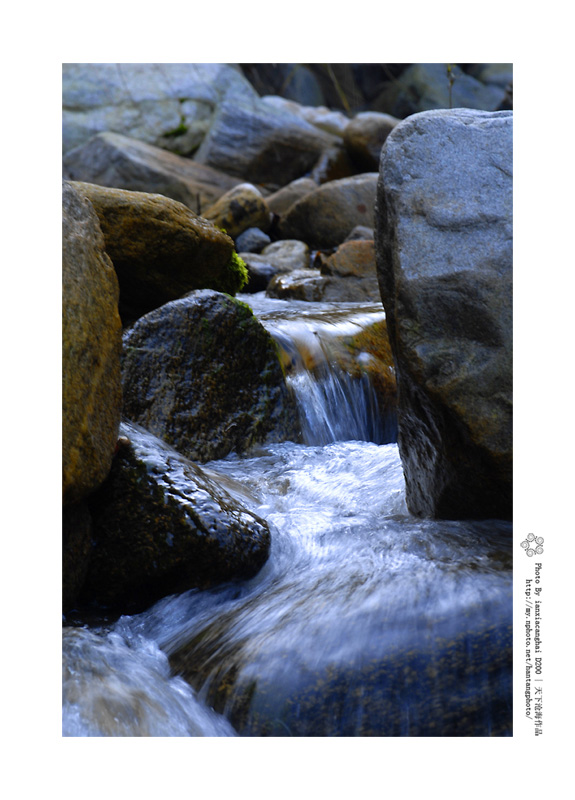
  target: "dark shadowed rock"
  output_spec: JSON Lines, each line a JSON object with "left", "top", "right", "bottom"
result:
{"left": 62, "top": 181, "right": 122, "bottom": 505}
{"left": 82, "top": 422, "right": 271, "bottom": 612}
{"left": 62, "top": 502, "right": 93, "bottom": 611}
{"left": 373, "top": 63, "right": 507, "bottom": 119}
{"left": 343, "top": 111, "right": 400, "bottom": 171}
{"left": 69, "top": 182, "right": 246, "bottom": 323}
{"left": 267, "top": 268, "right": 380, "bottom": 303}
{"left": 375, "top": 108, "right": 512, "bottom": 520}
{"left": 235, "top": 227, "right": 272, "bottom": 253}
{"left": 63, "top": 132, "right": 241, "bottom": 212}
{"left": 122, "top": 290, "right": 300, "bottom": 463}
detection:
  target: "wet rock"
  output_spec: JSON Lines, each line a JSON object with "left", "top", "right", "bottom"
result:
{"left": 62, "top": 132, "right": 241, "bottom": 212}
{"left": 122, "top": 290, "right": 300, "bottom": 463}
{"left": 343, "top": 111, "right": 400, "bottom": 171}
{"left": 62, "top": 502, "right": 93, "bottom": 611}
{"left": 375, "top": 109, "right": 513, "bottom": 520}
{"left": 176, "top": 621, "right": 512, "bottom": 736}
{"left": 337, "top": 318, "right": 397, "bottom": 425}
{"left": 265, "top": 177, "right": 318, "bottom": 217}
{"left": 278, "top": 173, "right": 378, "bottom": 250}
{"left": 235, "top": 227, "right": 272, "bottom": 254}
{"left": 82, "top": 422, "right": 271, "bottom": 612}
{"left": 267, "top": 267, "right": 380, "bottom": 303}
{"left": 62, "top": 63, "right": 258, "bottom": 155}
{"left": 240, "top": 240, "right": 310, "bottom": 292}
{"left": 266, "top": 269, "right": 327, "bottom": 301}
{"left": 194, "top": 94, "right": 336, "bottom": 188}
{"left": 62, "top": 181, "right": 122, "bottom": 505}
{"left": 69, "top": 182, "right": 245, "bottom": 324}
{"left": 203, "top": 183, "right": 272, "bottom": 240}
{"left": 169, "top": 526, "right": 512, "bottom": 736}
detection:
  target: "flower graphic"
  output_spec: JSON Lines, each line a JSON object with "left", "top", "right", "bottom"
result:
{"left": 520, "top": 532, "right": 544, "bottom": 556}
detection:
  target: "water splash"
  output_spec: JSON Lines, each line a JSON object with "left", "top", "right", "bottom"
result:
{"left": 62, "top": 626, "right": 236, "bottom": 737}
{"left": 240, "top": 293, "right": 397, "bottom": 444}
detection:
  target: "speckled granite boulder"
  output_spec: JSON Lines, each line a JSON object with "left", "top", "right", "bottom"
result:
{"left": 375, "top": 109, "right": 512, "bottom": 520}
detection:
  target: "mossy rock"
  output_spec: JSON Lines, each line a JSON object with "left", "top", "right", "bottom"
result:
{"left": 122, "top": 290, "right": 301, "bottom": 463}
{"left": 69, "top": 182, "right": 247, "bottom": 324}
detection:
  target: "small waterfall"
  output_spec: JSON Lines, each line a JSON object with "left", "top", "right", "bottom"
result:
{"left": 62, "top": 293, "right": 512, "bottom": 738}
{"left": 241, "top": 294, "right": 398, "bottom": 445}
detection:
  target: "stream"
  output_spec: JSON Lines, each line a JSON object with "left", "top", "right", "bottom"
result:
{"left": 62, "top": 293, "right": 512, "bottom": 737}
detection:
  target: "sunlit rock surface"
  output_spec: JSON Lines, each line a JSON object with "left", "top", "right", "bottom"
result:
{"left": 62, "top": 181, "right": 122, "bottom": 505}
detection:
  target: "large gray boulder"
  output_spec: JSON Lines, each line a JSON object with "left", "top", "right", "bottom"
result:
{"left": 374, "top": 109, "right": 512, "bottom": 520}
{"left": 62, "top": 132, "right": 241, "bottom": 212}
{"left": 62, "top": 63, "right": 258, "bottom": 155}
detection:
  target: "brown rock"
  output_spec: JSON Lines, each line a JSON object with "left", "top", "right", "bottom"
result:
{"left": 203, "top": 183, "right": 272, "bottom": 240}
{"left": 62, "top": 181, "right": 122, "bottom": 505}
{"left": 266, "top": 177, "right": 318, "bottom": 217}
{"left": 69, "top": 182, "right": 244, "bottom": 323}
{"left": 343, "top": 112, "right": 400, "bottom": 170}
{"left": 320, "top": 239, "right": 377, "bottom": 278}
{"left": 278, "top": 173, "right": 378, "bottom": 250}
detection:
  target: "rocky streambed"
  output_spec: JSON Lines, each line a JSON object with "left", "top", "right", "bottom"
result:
{"left": 62, "top": 63, "right": 512, "bottom": 736}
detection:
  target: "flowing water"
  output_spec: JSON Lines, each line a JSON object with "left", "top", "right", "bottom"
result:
{"left": 62, "top": 294, "right": 512, "bottom": 737}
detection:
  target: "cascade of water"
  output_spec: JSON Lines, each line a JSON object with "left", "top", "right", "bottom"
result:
{"left": 241, "top": 294, "right": 397, "bottom": 445}
{"left": 62, "top": 295, "right": 512, "bottom": 738}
